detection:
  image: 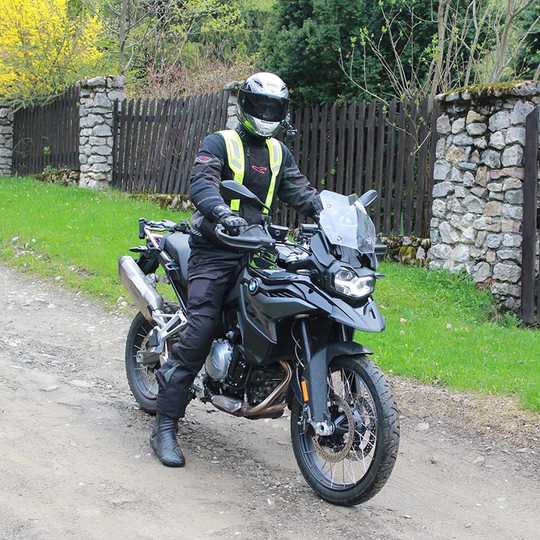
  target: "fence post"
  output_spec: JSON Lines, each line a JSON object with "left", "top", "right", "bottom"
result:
{"left": 428, "top": 81, "right": 540, "bottom": 314}
{"left": 79, "top": 76, "right": 125, "bottom": 189}
{"left": 521, "top": 108, "right": 539, "bottom": 323}
{"left": 224, "top": 81, "right": 242, "bottom": 130}
{"left": 0, "top": 103, "right": 13, "bottom": 176}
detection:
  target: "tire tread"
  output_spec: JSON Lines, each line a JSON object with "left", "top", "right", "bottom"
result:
{"left": 125, "top": 312, "right": 158, "bottom": 415}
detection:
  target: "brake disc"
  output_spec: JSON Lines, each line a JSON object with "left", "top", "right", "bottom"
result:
{"left": 312, "top": 396, "right": 355, "bottom": 463}
{"left": 135, "top": 333, "right": 160, "bottom": 391}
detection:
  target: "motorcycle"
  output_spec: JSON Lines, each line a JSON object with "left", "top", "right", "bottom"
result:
{"left": 119, "top": 181, "right": 399, "bottom": 506}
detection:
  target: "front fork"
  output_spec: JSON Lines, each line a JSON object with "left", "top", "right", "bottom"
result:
{"left": 297, "top": 319, "right": 351, "bottom": 437}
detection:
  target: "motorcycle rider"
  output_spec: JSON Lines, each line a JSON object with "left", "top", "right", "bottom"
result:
{"left": 151, "top": 72, "right": 322, "bottom": 467}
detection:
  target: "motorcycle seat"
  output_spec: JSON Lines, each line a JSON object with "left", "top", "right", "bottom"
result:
{"left": 162, "top": 233, "right": 242, "bottom": 306}
{"left": 162, "top": 232, "right": 190, "bottom": 287}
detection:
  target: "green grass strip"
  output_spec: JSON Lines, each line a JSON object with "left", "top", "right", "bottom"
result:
{"left": 367, "top": 264, "right": 540, "bottom": 411}
{"left": 0, "top": 176, "right": 188, "bottom": 305}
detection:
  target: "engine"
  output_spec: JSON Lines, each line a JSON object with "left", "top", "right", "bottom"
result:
{"left": 246, "top": 365, "right": 285, "bottom": 406}
{"left": 205, "top": 339, "right": 234, "bottom": 381}
{"left": 205, "top": 339, "right": 285, "bottom": 407}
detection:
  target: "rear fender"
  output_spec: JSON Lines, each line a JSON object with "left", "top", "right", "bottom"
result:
{"left": 304, "top": 342, "right": 372, "bottom": 425}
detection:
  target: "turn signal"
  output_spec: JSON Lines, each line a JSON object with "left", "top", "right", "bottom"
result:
{"left": 301, "top": 380, "right": 309, "bottom": 402}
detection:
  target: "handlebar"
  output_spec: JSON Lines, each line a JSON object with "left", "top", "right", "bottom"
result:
{"left": 215, "top": 224, "right": 275, "bottom": 251}
{"left": 139, "top": 218, "right": 190, "bottom": 239}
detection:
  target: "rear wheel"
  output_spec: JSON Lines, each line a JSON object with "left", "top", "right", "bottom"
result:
{"left": 291, "top": 355, "right": 399, "bottom": 506}
{"left": 125, "top": 312, "right": 159, "bottom": 415}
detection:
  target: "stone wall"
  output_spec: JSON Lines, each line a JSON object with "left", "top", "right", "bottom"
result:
{"left": 79, "top": 76, "right": 125, "bottom": 189}
{"left": 224, "top": 81, "right": 241, "bottom": 130}
{"left": 0, "top": 104, "right": 13, "bottom": 176}
{"left": 428, "top": 81, "right": 540, "bottom": 311}
{"left": 0, "top": 78, "right": 125, "bottom": 186}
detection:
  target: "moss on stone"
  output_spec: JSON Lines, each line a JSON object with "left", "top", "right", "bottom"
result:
{"left": 437, "top": 80, "right": 540, "bottom": 102}
{"left": 447, "top": 80, "right": 527, "bottom": 97}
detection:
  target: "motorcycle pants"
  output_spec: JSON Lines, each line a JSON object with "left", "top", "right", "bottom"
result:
{"left": 156, "top": 246, "right": 246, "bottom": 419}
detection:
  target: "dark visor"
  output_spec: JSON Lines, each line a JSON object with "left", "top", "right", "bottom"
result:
{"left": 239, "top": 90, "right": 288, "bottom": 123}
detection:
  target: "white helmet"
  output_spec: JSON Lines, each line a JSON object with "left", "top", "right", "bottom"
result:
{"left": 237, "top": 72, "right": 289, "bottom": 138}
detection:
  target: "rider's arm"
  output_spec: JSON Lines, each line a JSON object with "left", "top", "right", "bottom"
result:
{"left": 189, "top": 134, "right": 229, "bottom": 220}
{"left": 277, "top": 145, "right": 322, "bottom": 218}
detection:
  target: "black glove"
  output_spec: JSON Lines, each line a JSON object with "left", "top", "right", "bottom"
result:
{"left": 220, "top": 214, "right": 248, "bottom": 236}
{"left": 212, "top": 204, "right": 248, "bottom": 236}
{"left": 311, "top": 195, "right": 323, "bottom": 222}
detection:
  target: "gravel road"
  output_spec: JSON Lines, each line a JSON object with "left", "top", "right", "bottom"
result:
{"left": 0, "top": 264, "right": 538, "bottom": 540}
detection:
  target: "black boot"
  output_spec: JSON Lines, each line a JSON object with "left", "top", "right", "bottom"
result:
{"left": 150, "top": 414, "right": 185, "bottom": 467}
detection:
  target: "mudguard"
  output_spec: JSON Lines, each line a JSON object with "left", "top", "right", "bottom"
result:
{"left": 330, "top": 298, "right": 386, "bottom": 332}
{"left": 304, "top": 341, "right": 372, "bottom": 425}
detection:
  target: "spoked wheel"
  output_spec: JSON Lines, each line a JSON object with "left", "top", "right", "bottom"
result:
{"left": 125, "top": 312, "right": 159, "bottom": 414}
{"left": 291, "top": 355, "right": 400, "bottom": 506}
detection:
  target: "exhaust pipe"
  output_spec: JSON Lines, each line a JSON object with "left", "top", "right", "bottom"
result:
{"left": 210, "top": 361, "right": 292, "bottom": 419}
{"left": 118, "top": 256, "right": 163, "bottom": 320}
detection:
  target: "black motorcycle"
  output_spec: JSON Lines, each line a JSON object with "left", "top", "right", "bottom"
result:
{"left": 119, "top": 181, "right": 399, "bottom": 506}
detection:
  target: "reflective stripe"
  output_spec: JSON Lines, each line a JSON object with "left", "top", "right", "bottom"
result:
{"left": 218, "top": 130, "right": 283, "bottom": 215}
{"left": 264, "top": 138, "right": 282, "bottom": 215}
{"left": 218, "top": 130, "right": 245, "bottom": 211}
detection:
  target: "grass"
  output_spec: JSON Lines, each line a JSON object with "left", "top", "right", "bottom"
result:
{"left": 0, "top": 177, "right": 189, "bottom": 305}
{"left": 367, "top": 265, "right": 540, "bottom": 411}
{"left": 1, "top": 176, "right": 539, "bottom": 411}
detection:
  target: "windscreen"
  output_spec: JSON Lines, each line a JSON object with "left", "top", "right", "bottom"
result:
{"left": 318, "top": 190, "right": 376, "bottom": 253}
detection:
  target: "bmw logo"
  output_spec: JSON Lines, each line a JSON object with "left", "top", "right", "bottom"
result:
{"left": 248, "top": 278, "right": 260, "bottom": 295}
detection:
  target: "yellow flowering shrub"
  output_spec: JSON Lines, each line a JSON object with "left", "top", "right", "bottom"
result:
{"left": 0, "top": 0, "right": 103, "bottom": 103}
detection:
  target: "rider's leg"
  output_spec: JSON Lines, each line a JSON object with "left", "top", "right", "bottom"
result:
{"left": 151, "top": 250, "right": 243, "bottom": 467}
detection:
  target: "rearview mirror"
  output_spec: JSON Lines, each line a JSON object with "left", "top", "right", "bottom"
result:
{"left": 359, "top": 190, "right": 377, "bottom": 208}
{"left": 220, "top": 180, "right": 269, "bottom": 212}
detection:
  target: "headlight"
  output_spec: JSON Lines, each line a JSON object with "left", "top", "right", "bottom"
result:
{"left": 333, "top": 268, "right": 375, "bottom": 298}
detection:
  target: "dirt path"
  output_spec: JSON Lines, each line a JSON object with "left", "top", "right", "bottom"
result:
{"left": 0, "top": 264, "right": 538, "bottom": 540}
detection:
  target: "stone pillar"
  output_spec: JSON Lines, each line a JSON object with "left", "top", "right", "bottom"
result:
{"left": 224, "top": 81, "right": 242, "bottom": 130}
{"left": 79, "top": 76, "right": 125, "bottom": 189}
{"left": 428, "top": 81, "right": 540, "bottom": 312}
{"left": 0, "top": 104, "right": 14, "bottom": 176}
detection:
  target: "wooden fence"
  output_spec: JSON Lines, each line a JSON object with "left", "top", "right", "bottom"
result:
{"left": 112, "top": 91, "right": 228, "bottom": 194}
{"left": 12, "top": 86, "right": 79, "bottom": 175}
{"left": 280, "top": 99, "right": 437, "bottom": 236}
{"left": 521, "top": 107, "right": 539, "bottom": 324}
{"left": 112, "top": 93, "right": 436, "bottom": 237}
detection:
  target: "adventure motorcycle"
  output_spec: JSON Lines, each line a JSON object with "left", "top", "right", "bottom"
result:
{"left": 119, "top": 181, "right": 399, "bottom": 506}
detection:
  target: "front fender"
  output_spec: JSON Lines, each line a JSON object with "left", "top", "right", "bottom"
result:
{"left": 330, "top": 298, "right": 386, "bottom": 332}
{"left": 304, "top": 341, "right": 372, "bottom": 424}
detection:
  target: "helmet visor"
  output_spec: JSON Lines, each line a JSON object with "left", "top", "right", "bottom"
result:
{"left": 239, "top": 91, "right": 288, "bottom": 123}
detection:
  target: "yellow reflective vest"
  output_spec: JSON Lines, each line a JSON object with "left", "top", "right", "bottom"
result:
{"left": 218, "top": 130, "right": 283, "bottom": 215}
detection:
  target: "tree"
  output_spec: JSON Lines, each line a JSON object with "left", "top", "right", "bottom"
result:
{"left": 95, "top": 0, "right": 166, "bottom": 75}
{"left": 0, "top": 0, "right": 104, "bottom": 105}
{"left": 262, "top": 0, "right": 538, "bottom": 105}
{"left": 261, "top": 0, "right": 437, "bottom": 104}
{"left": 340, "top": 0, "right": 435, "bottom": 104}
{"left": 497, "top": 0, "right": 540, "bottom": 80}
{"left": 261, "top": 0, "right": 372, "bottom": 104}
{"left": 95, "top": 0, "right": 255, "bottom": 96}
{"left": 345, "top": 0, "right": 539, "bottom": 105}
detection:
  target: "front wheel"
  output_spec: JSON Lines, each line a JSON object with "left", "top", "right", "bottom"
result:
{"left": 291, "top": 355, "right": 399, "bottom": 506}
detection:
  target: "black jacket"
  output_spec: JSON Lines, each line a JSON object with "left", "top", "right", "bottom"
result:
{"left": 189, "top": 127, "right": 321, "bottom": 248}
